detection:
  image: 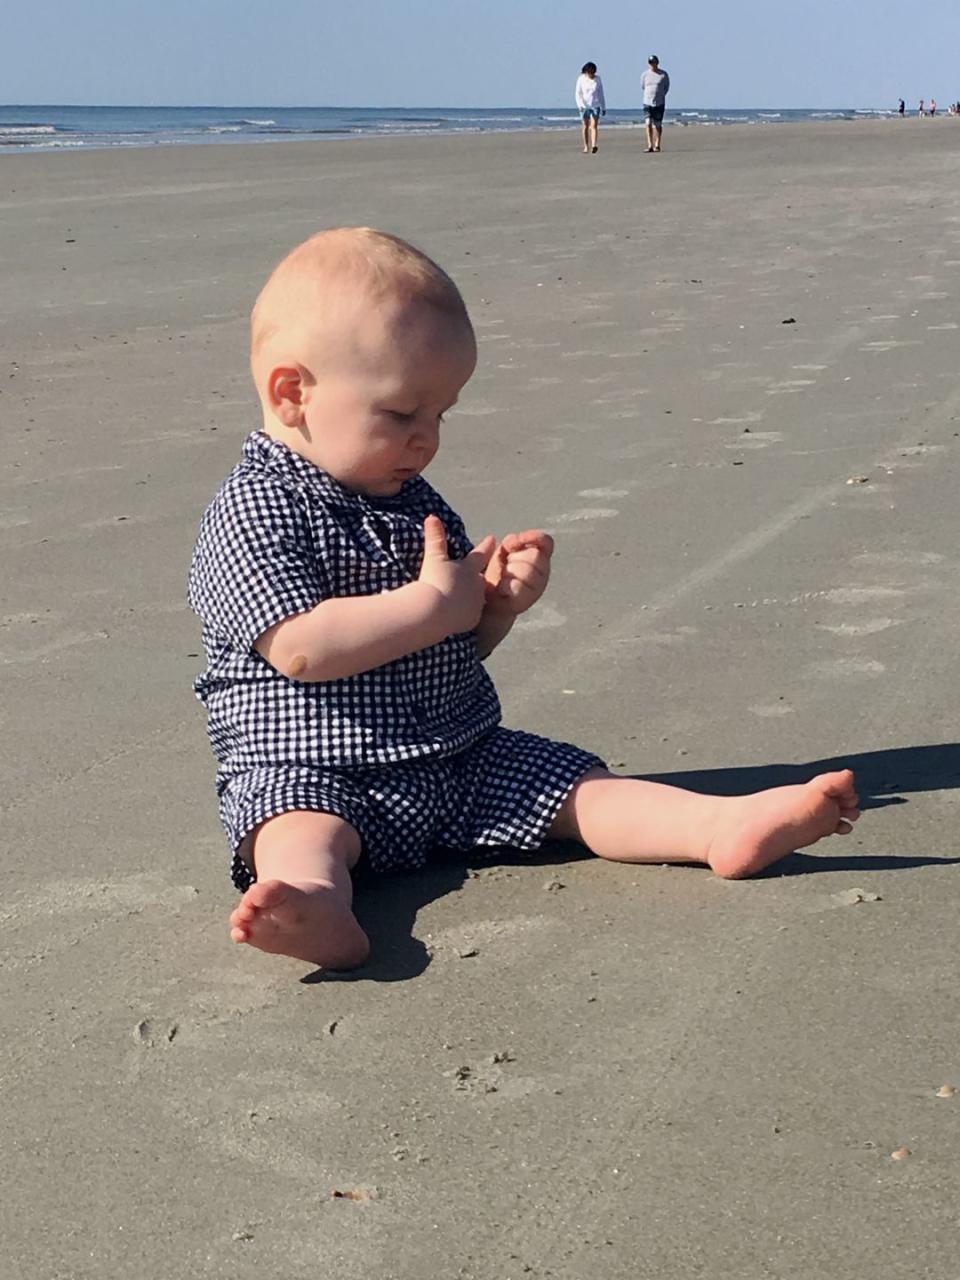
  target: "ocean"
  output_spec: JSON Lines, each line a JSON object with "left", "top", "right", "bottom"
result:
{"left": 0, "top": 104, "right": 904, "bottom": 155}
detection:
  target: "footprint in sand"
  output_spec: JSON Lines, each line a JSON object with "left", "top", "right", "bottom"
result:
{"left": 817, "top": 619, "right": 899, "bottom": 637}
{"left": 0, "top": 876, "right": 200, "bottom": 926}
{"left": 709, "top": 411, "right": 764, "bottom": 426}
{"left": 766, "top": 380, "right": 816, "bottom": 394}
{"left": 821, "top": 586, "right": 906, "bottom": 605}
{"left": 725, "top": 431, "right": 783, "bottom": 449}
{"left": 454, "top": 404, "right": 498, "bottom": 416}
{"left": 852, "top": 550, "right": 943, "bottom": 567}
{"left": 515, "top": 603, "right": 567, "bottom": 632}
{"left": 859, "top": 339, "right": 922, "bottom": 352}
{"left": 807, "top": 657, "right": 885, "bottom": 678}
{"left": 546, "top": 508, "right": 619, "bottom": 524}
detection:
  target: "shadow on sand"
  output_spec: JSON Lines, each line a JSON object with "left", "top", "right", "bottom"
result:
{"left": 302, "top": 741, "right": 960, "bottom": 984}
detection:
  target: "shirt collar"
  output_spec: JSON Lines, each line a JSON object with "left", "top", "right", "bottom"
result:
{"left": 241, "top": 431, "right": 420, "bottom": 512}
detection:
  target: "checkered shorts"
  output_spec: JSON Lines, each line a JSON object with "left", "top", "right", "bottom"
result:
{"left": 225, "top": 728, "right": 603, "bottom": 890}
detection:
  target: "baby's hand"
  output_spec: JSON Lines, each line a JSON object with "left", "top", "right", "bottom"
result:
{"left": 418, "top": 515, "right": 496, "bottom": 635}
{"left": 483, "top": 530, "right": 554, "bottom": 616}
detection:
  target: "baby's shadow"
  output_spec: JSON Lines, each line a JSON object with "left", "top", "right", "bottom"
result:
{"left": 303, "top": 741, "right": 960, "bottom": 983}
{"left": 646, "top": 740, "right": 960, "bottom": 807}
{"left": 302, "top": 846, "right": 581, "bottom": 985}
{"left": 642, "top": 738, "right": 960, "bottom": 878}
{"left": 301, "top": 860, "right": 468, "bottom": 985}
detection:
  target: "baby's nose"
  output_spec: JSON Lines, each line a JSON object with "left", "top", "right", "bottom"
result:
{"left": 411, "top": 419, "right": 440, "bottom": 450}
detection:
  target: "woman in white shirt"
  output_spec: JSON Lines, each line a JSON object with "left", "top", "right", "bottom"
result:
{"left": 575, "top": 62, "right": 606, "bottom": 153}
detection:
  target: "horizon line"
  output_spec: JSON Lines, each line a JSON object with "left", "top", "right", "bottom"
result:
{"left": 0, "top": 101, "right": 908, "bottom": 113}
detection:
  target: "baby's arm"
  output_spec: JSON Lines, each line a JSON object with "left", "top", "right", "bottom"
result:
{"left": 475, "top": 530, "right": 554, "bottom": 659}
{"left": 256, "top": 516, "right": 496, "bottom": 681}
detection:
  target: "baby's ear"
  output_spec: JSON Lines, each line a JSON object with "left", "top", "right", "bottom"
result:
{"left": 267, "top": 366, "right": 305, "bottom": 427}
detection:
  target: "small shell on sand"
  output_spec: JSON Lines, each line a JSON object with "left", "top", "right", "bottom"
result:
{"left": 831, "top": 887, "right": 882, "bottom": 906}
{"left": 890, "top": 1147, "right": 911, "bottom": 1161}
{"left": 936, "top": 1084, "right": 956, "bottom": 1098}
{"left": 331, "top": 1186, "right": 377, "bottom": 1201}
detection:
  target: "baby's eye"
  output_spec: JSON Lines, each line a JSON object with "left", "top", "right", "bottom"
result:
{"left": 388, "top": 409, "right": 415, "bottom": 425}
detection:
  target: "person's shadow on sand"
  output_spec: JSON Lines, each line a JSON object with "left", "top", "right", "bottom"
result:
{"left": 302, "top": 741, "right": 960, "bottom": 984}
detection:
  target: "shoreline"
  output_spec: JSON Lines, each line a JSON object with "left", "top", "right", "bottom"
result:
{"left": 1, "top": 103, "right": 942, "bottom": 158}
{"left": 0, "top": 113, "right": 952, "bottom": 169}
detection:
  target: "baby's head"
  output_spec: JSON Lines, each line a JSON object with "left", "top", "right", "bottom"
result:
{"left": 251, "top": 227, "right": 477, "bottom": 497}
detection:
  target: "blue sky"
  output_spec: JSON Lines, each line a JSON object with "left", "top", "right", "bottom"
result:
{"left": 4, "top": 0, "right": 958, "bottom": 108}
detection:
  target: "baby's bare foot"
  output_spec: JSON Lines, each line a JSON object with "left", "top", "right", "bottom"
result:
{"left": 706, "top": 769, "right": 860, "bottom": 879}
{"left": 229, "top": 879, "right": 370, "bottom": 969}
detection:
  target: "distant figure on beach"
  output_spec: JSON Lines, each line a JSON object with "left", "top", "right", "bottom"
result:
{"left": 575, "top": 61, "right": 606, "bottom": 153}
{"left": 188, "top": 226, "right": 862, "bottom": 970}
{"left": 919, "top": 99, "right": 925, "bottom": 117}
{"left": 640, "top": 54, "right": 670, "bottom": 152}
{"left": 930, "top": 98, "right": 937, "bottom": 117}
{"left": 898, "top": 98, "right": 905, "bottom": 117}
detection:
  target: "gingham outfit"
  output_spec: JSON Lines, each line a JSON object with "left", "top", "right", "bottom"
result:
{"left": 189, "top": 432, "right": 601, "bottom": 890}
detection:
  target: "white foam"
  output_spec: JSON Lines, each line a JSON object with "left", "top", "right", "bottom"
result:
{"left": 0, "top": 123, "right": 56, "bottom": 135}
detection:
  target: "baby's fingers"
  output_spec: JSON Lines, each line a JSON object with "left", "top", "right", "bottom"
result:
{"left": 503, "top": 545, "right": 551, "bottom": 571}
{"left": 421, "top": 515, "right": 448, "bottom": 562}
{"left": 497, "top": 561, "right": 548, "bottom": 599}
{"left": 500, "top": 530, "right": 554, "bottom": 557}
{"left": 499, "top": 551, "right": 549, "bottom": 592}
{"left": 465, "top": 534, "right": 497, "bottom": 574}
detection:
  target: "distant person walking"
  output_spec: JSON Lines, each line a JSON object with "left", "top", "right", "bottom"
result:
{"left": 640, "top": 54, "right": 670, "bottom": 152}
{"left": 575, "top": 62, "right": 606, "bottom": 153}
{"left": 930, "top": 98, "right": 937, "bottom": 117}
{"left": 918, "top": 99, "right": 925, "bottom": 117}
{"left": 898, "top": 98, "right": 905, "bottom": 117}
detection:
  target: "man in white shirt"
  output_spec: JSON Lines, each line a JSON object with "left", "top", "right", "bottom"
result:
{"left": 640, "top": 55, "right": 670, "bottom": 152}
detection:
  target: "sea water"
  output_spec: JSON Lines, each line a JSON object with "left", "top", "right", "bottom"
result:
{"left": 0, "top": 104, "right": 901, "bottom": 155}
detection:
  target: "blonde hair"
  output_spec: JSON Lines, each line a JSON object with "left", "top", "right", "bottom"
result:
{"left": 251, "top": 227, "right": 471, "bottom": 380}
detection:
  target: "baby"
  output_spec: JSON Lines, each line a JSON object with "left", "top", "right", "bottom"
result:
{"left": 189, "top": 227, "right": 860, "bottom": 970}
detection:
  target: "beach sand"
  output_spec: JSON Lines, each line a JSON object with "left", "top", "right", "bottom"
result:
{"left": 3, "top": 119, "right": 960, "bottom": 1278}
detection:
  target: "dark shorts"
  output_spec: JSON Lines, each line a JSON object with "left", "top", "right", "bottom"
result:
{"left": 644, "top": 104, "right": 666, "bottom": 126}
{"left": 224, "top": 728, "right": 603, "bottom": 890}
{"left": 580, "top": 107, "right": 601, "bottom": 121}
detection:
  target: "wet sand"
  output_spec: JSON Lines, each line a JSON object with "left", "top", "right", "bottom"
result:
{"left": 3, "top": 119, "right": 960, "bottom": 1278}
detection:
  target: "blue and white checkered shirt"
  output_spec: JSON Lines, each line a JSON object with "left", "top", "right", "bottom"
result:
{"left": 189, "top": 432, "right": 502, "bottom": 791}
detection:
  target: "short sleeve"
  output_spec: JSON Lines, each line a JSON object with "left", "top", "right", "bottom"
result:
{"left": 189, "top": 473, "right": 329, "bottom": 649}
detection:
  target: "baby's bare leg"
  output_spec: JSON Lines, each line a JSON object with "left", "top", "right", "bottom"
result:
{"left": 550, "top": 767, "right": 860, "bottom": 879}
{"left": 229, "top": 810, "right": 370, "bottom": 968}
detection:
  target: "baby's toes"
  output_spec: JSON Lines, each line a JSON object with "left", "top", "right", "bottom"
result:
{"left": 235, "top": 879, "right": 288, "bottom": 919}
{"left": 229, "top": 899, "right": 258, "bottom": 928}
{"left": 229, "top": 881, "right": 277, "bottom": 932}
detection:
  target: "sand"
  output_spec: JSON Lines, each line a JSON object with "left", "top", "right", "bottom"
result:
{"left": 3, "top": 119, "right": 960, "bottom": 1278}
